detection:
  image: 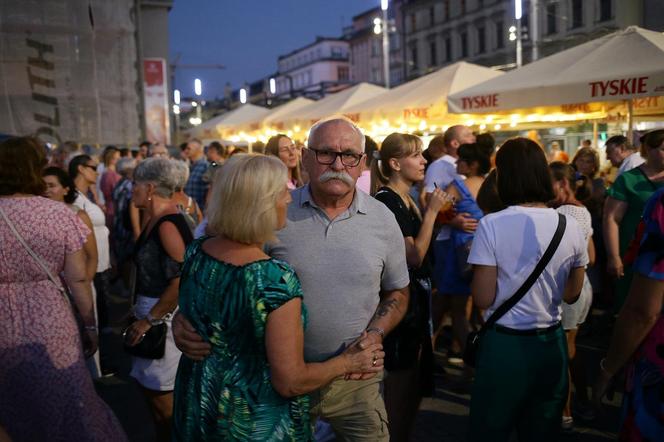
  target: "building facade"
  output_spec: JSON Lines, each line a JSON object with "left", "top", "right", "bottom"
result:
{"left": 346, "top": 2, "right": 407, "bottom": 87}
{"left": 402, "top": 0, "right": 664, "bottom": 80}
{"left": 272, "top": 37, "right": 351, "bottom": 100}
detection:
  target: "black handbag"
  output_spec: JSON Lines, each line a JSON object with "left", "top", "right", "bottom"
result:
{"left": 463, "top": 213, "right": 566, "bottom": 368}
{"left": 123, "top": 320, "right": 168, "bottom": 359}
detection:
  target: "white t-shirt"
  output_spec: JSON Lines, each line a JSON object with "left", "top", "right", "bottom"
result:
{"left": 617, "top": 152, "right": 645, "bottom": 176}
{"left": 424, "top": 156, "right": 458, "bottom": 241}
{"left": 73, "top": 192, "right": 111, "bottom": 273}
{"left": 468, "top": 206, "right": 588, "bottom": 329}
{"left": 556, "top": 204, "right": 592, "bottom": 242}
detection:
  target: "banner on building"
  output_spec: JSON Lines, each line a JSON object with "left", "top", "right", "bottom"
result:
{"left": 0, "top": 0, "right": 140, "bottom": 146}
{"left": 143, "top": 58, "right": 170, "bottom": 145}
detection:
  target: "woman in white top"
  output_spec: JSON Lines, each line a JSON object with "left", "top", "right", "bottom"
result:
{"left": 467, "top": 138, "right": 587, "bottom": 442}
{"left": 549, "top": 161, "right": 596, "bottom": 429}
{"left": 69, "top": 155, "right": 113, "bottom": 339}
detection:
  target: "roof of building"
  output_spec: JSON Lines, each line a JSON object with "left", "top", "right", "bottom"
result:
{"left": 278, "top": 36, "right": 348, "bottom": 60}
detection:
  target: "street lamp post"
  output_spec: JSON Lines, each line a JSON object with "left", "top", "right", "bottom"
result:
{"left": 194, "top": 78, "right": 203, "bottom": 122}
{"left": 381, "top": 0, "right": 390, "bottom": 89}
{"left": 173, "top": 89, "right": 181, "bottom": 143}
{"left": 514, "top": 0, "right": 523, "bottom": 68}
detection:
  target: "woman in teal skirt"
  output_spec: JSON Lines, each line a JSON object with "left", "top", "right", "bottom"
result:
{"left": 467, "top": 138, "right": 587, "bottom": 442}
{"left": 172, "top": 154, "right": 383, "bottom": 441}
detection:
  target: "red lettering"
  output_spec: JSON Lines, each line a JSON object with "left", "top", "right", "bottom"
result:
{"left": 460, "top": 94, "right": 498, "bottom": 110}
{"left": 590, "top": 76, "right": 649, "bottom": 97}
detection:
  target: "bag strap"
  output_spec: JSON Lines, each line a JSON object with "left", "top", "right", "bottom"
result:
{"left": 482, "top": 212, "right": 567, "bottom": 330}
{"left": 0, "top": 206, "right": 69, "bottom": 301}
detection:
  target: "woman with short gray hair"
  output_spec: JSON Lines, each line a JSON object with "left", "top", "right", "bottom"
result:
{"left": 124, "top": 158, "right": 194, "bottom": 442}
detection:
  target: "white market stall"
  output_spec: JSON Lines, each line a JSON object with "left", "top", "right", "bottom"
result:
{"left": 447, "top": 26, "right": 664, "bottom": 138}
{"left": 344, "top": 61, "right": 503, "bottom": 137}
{"left": 269, "top": 83, "right": 386, "bottom": 137}
{"left": 187, "top": 103, "right": 270, "bottom": 141}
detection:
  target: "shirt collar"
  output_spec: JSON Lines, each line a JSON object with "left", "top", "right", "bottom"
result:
{"left": 298, "top": 184, "right": 367, "bottom": 215}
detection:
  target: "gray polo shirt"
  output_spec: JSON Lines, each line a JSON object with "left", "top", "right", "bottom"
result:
{"left": 265, "top": 185, "right": 409, "bottom": 362}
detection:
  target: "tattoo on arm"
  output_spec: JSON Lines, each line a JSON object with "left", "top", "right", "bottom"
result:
{"left": 372, "top": 299, "right": 400, "bottom": 321}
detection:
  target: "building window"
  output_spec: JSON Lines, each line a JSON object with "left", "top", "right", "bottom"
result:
{"left": 599, "top": 0, "right": 612, "bottom": 22}
{"left": 430, "top": 7, "right": 435, "bottom": 25}
{"left": 477, "top": 27, "right": 486, "bottom": 54}
{"left": 331, "top": 46, "right": 343, "bottom": 58}
{"left": 410, "top": 13, "right": 416, "bottom": 32}
{"left": 495, "top": 20, "right": 504, "bottom": 48}
{"left": 371, "top": 39, "right": 381, "bottom": 57}
{"left": 338, "top": 66, "right": 349, "bottom": 81}
{"left": 444, "top": 0, "right": 450, "bottom": 20}
{"left": 571, "top": 0, "right": 583, "bottom": 28}
{"left": 429, "top": 40, "right": 437, "bottom": 66}
{"left": 445, "top": 37, "right": 452, "bottom": 61}
{"left": 389, "top": 33, "right": 400, "bottom": 51}
{"left": 460, "top": 0, "right": 466, "bottom": 15}
{"left": 546, "top": 3, "right": 557, "bottom": 35}
{"left": 461, "top": 32, "right": 468, "bottom": 57}
{"left": 411, "top": 45, "right": 419, "bottom": 70}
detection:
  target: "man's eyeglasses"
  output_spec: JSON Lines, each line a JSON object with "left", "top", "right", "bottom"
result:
{"left": 83, "top": 164, "right": 98, "bottom": 172}
{"left": 308, "top": 148, "right": 363, "bottom": 167}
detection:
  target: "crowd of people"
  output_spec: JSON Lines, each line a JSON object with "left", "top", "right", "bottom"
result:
{"left": 0, "top": 119, "right": 663, "bottom": 442}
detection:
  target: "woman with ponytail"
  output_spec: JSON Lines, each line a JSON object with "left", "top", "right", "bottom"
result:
{"left": 371, "top": 132, "right": 450, "bottom": 441}
{"left": 549, "top": 161, "right": 596, "bottom": 431}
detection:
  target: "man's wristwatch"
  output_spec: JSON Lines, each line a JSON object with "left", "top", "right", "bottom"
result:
{"left": 366, "top": 327, "right": 385, "bottom": 338}
{"left": 146, "top": 312, "right": 162, "bottom": 325}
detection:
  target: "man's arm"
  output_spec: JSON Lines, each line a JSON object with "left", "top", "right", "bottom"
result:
{"left": 346, "top": 286, "right": 409, "bottom": 380}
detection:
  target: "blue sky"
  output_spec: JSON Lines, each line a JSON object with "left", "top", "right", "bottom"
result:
{"left": 169, "top": 0, "right": 379, "bottom": 99}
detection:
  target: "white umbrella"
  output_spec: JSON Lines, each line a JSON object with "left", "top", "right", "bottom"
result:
{"left": 345, "top": 61, "right": 503, "bottom": 131}
{"left": 272, "top": 83, "right": 386, "bottom": 130}
{"left": 448, "top": 26, "right": 664, "bottom": 114}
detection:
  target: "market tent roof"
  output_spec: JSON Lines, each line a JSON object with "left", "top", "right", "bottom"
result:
{"left": 272, "top": 83, "right": 386, "bottom": 128}
{"left": 448, "top": 26, "right": 664, "bottom": 114}
{"left": 262, "top": 97, "right": 315, "bottom": 126}
{"left": 188, "top": 104, "right": 270, "bottom": 139}
{"left": 344, "top": 61, "right": 503, "bottom": 128}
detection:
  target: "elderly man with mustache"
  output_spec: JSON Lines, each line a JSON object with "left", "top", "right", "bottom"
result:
{"left": 173, "top": 116, "right": 410, "bottom": 441}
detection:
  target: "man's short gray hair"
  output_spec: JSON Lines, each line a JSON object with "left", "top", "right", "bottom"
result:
{"left": 133, "top": 158, "right": 179, "bottom": 198}
{"left": 171, "top": 158, "right": 190, "bottom": 191}
{"left": 307, "top": 116, "right": 366, "bottom": 152}
{"left": 116, "top": 157, "right": 137, "bottom": 177}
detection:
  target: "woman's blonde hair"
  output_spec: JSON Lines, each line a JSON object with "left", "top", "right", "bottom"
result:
{"left": 370, "top": 132, "right": 422, "bottom": 195}
{"left": 206, "top": 153, "right": 287, "bottom": 244}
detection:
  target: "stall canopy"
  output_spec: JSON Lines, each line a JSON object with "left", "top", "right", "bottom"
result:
{"left": 188, "top": 103, "right": 270, "bottom": 140}
{"left": 272, "top": 83, "right": 386, "bottom": 131}
{"left": 448, "top": 26, "right": 664, "bottom": 118}
{"left": 344, "top": 62, "right": 503, "bottom": 134}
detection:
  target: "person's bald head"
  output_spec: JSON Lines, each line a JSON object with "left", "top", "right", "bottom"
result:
{"left": 443, "top": 125, "right": 476, "bottom": 158}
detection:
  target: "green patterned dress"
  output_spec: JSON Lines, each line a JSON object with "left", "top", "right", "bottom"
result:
{"left": 173, "top": 238, "right": 311, "bottom": 441}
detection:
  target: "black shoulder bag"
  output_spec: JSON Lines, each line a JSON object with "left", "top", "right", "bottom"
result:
{"left": 463, "top": 213, "right": 566, "bottom": 367}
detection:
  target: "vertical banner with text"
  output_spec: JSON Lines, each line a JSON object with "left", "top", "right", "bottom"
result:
{"left": 143, "top": 58, "right": 170, "bottom": 145}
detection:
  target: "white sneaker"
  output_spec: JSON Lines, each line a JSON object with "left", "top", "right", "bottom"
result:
{"left": 561, "top": 416, "right": 574, "bottom": 432}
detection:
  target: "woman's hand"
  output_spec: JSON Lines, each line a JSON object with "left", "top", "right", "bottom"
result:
{"left": 607, "top": 255, "right": 624, "bottom": 278}
{"left": 124, "top": 318, "right": 153, "bottom": 347}
{"left": 82, "top": 329, "right": 98, "bottom": 358}
{"left": 426, "top": 188, "right": 451, "bottom": 215}
{"left": 341, "top": 342, "right": 385, "bottom": 376}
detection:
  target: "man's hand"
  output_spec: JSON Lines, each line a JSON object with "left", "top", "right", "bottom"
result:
{"left": 449, "top": 212, "right": 478, "bottom": 233}
{"left": 172, "top": 312, "right": 211, "bottom": 361}
{"left": 344, "top": 331, "right": 384, "bottom": 380}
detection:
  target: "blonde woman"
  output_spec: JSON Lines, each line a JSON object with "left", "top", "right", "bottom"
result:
{"left": 371, "top": 132, "right": 449, "bottom": 441}
{"left": 173, "top": 154, "right": 382, "bottom": 441}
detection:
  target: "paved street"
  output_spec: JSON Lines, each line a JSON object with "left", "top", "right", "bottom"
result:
{"left": 96, "top": 288, "right": 621, "bottom": 441}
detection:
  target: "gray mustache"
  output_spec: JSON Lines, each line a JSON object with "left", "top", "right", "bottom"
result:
{"left": 319, "top": 171, "right": 354, "bottom": 185}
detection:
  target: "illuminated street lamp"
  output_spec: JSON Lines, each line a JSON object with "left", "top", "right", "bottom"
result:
{"left": 514, "top": 0, "right": 523, "bottom": 67}
{"left": 269, "top": 78, "right": 276, "bottom": 95}
{"left": 380, "top": 0, "right": 390, "bottom": 88}
{"left": 239, "top": 88, "right": 247, "bottom": 104}
{"left": 174, "top": 89, "right": 181, "bottom": 105}
{"left": 193, "top": 79, "right": 203, "bottom": 121}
